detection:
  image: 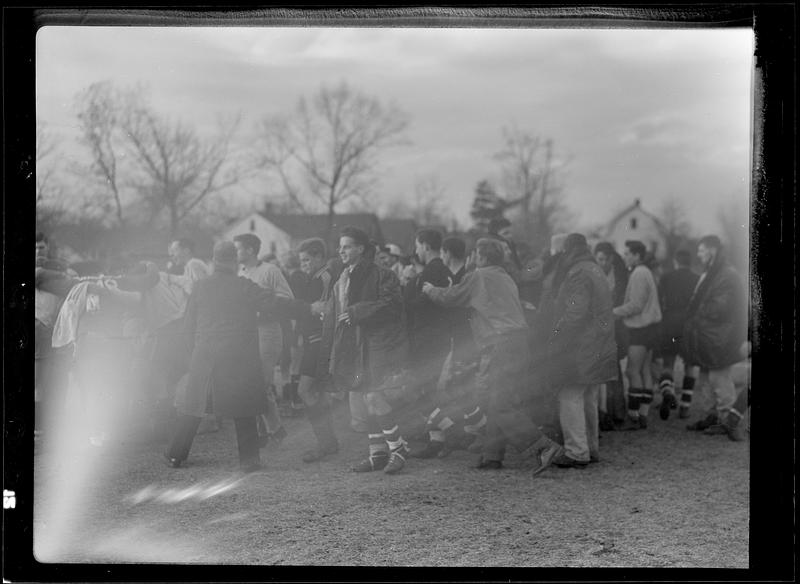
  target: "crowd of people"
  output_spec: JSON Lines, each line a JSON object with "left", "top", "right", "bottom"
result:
{"left": 33, "top": 219, "right": 750, "bottom": 476}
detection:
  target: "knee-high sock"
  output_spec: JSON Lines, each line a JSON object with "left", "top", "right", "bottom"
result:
{"left": 627, "top": 390, "right": 641, "bottom": 418}
{"left": 680, "top": 375, "right": 695, "bottom": 410}
{"left": 638, "top": 387, "right": 654, "bottom": 417}
{"left": 659, "top": 373, "right": 675, "bottom": 396}
{"left": 367, "top": 416, "right": 389, "bottom": 458}
{"left": 377, "top": 413, "right": 406, "bottom": 453}
{"left": 426, "top": 407, "right": 454, "bottom": 442}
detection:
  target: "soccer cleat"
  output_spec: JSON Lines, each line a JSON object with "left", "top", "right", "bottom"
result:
{"left": 384, "top": 448, "right": 408, "bottom": 475}
{"left": 659, "top": 392, "right": 677, "bottom": 420}
{"left": 703, "top": 424, "right": 728, "bottom": 436}
{"left": 678, "top": 406, "right": 691, "bottom": 419}
{"left": 686, "top": 413, "right": 718, "bottom": 432}
{"left": 466, "top": 434, "right": 486, "bottom": 453}
{"left": 638, "top": 415, "right": 649, "bottom": 429}
{"left": 620, "top": 416, "right": 641, "bottom": 431}
{"left": 475, "top": 458, "right": 503, "bottom": 470}
{"left": 552, "top": 454, "right": 590, "bottom": 468}
{"left": 351, "top": 454, "right": 389, "bottom": 472}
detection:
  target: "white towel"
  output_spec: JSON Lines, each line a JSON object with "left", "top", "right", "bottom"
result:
{"left": 51, "top": 281, "right": 91, "bottom": 349}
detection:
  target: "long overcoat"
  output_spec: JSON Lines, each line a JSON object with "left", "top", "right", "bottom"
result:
{"left": 177, "top": 267, "right": 276, "bottom": 418}
{"left": 324, "top": 260, "right": 408, "bottom": 392}
{"left": 546, "top": 250, "right": 618, "bottom": 388}
{"left": 682, "top": 258, "right": 746, "bottom": 370}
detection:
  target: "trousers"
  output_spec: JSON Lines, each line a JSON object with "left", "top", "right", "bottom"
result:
{"left": 167, "top": 414, "right": 260, "bottom": 466}
{"left": 558, "top": 384, "right": 600, "bottom": 462}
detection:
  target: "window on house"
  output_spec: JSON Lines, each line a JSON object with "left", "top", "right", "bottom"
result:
{"left": 250, "top": 219, "right": 256, "bottom": 231}
{"left": 630, "top": 217, "right": 638, "bottom": 230}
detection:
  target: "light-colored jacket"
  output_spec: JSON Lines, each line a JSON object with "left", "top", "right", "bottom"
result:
{"left": 426, "top": 265, "right": 527, "bottom": 349}
{"left": 612, "top": 264, "right": 662, "bottom": 328}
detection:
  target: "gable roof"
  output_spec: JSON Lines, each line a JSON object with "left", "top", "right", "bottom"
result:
{"left": 606, "top": 199, "right": 668, "bottom": 236}
{"left": 264, "top": 212, "right": 384, "bottom": 243}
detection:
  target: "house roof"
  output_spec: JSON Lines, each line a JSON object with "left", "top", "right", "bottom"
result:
{"left": 605, "top": 199, "right": 668, "bottom": 236}
{"left": 265, "top": 212, "right": 384, "bottom": 244}
{"left": 378, "top": 218, "right": 418, "bottom": 255}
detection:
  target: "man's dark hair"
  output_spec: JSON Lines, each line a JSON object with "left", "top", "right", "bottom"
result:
{"left": 415, "top": 229, "right": 443, "bottom": 252}
{"left": 298, "top": 237, "right": 327, "bottom": 258}
{"left": 488, "top": 217, "right": 511, "bottom": 236}
{"left": 476, "top": 238, "right": 505, "bottom": 267}
{"left": 624, "top": 240, "right": 647, "bottom": 260}
{"left": 340, "top": 226, "right": 371, "bottom": 250}
{"left": 36, "top": 231, "right": 49, "bottom": 245}
{"left": 563, "top": 233, "right": 589, "bottom": 256}
{"left": 593, "top": 241, "right": 616, "bottom": 257}
{"left": 233, "top": 233, "right": 261, "bottom": 256}
{"left": 698, "top": 234, "right": 723, "bottom": 251}
{"left": 173, "top": 237, "right": 195, "bottom": 255}
{"left": 442, "top": 237, "right": 466, "bottom": 261}
{"left": 674, "top": 249, "right": 692, "bottom": 267}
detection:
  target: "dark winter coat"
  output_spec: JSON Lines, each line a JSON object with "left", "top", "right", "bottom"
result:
{"left": 682, "top": 257, "right": 746, "bottom": 370}
{"left": 545, "top": 249, "right": 618, "bottom": 387}
{"left": 404, "top": 257, "right": 454, "bottom": 359}
{"left": 658, "top": 266, "right": 700, "bottom": 341}
{"left": 178, "top": 267, "right": 281, "bottom": 418}
{"left": 325, "top": 259, "right": 408, "bottom": 392}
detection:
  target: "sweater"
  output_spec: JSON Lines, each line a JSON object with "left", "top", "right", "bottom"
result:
{"left": 612, "top": 264, "right": 662, "bottom": 329}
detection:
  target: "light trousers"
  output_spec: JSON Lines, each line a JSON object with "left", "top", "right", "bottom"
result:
{"left": 558, "top": 384, "right": 600, "bottom": 463}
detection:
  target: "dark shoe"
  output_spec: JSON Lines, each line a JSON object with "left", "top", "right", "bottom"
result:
{"left": 163, "top": 452, "right": 182, "bottom": 468}
{"left": 638, "top": 415, "right": 649, "bottom": 430}
{"left": 475, "top": 458, "right": 503, "bottom": 470}
{"left": 726, "top": 423, "right": 746, "bottom": 442}
{"left": 351, "top": 454, "right": 389, "bottom": 473}
{"left": 302, "top": 443, "right": 339, "bottom": 463}
{"left": 703, "top": 423, "right": 729, "bottom": 436}
{"left": 409, "top": 440, "right": 445, "bottom": 459}
{"left": 620, "top": 416, "right": 641, "bottom": 431}
{"left": 384, "top": 448, "right": 409, "bottom": 475}
{"left": 687, "top": 413, "right": 718, "bottom": 431}
{"left": 659, "top": 392, "right": 677, "bottom": 420}
{"left": 589, "top": 453, "right": 600, "bottom": 463}
{"left": 678, "top": 406, "right": 691, "bottom": 419}
{"left": 552, "top": 454, "right": 590, "bottom": 469}
{"left": 532, "top": 441, "right": 564, "bottom": 477}
{"left": 239, "top": 461, "right": 264, "bottom": 473}
{"left": 599, "top": 412, "right": 616, "bottom": 432}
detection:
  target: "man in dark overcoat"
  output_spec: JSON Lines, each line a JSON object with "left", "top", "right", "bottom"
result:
{"left": 682, "top": 235, "right": 747, "bottom": 432}
{"left": 546, "top": 234, "right": 618, "bottom": 468}
{"left": 164, "top": 241, "right": 283, "bottom": 472}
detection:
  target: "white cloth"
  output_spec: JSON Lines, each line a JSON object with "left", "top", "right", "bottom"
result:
{"left": 51, "top": 281, "right": 91, "bottom": 348}
{"left": 35, "top": 288, "right": 60, "bottom": 328}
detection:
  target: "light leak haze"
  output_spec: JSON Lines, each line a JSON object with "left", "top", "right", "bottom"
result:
{"left": 36, "top": 25, "right": 754, "bottom": 234}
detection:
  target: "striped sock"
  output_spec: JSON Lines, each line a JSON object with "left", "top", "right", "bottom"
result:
{"left": 382, "top": 424, "right": 407, "bottom": 453}
{"left": 463, "top": 407, "right": 486, "bottom": 435}
{"left": 627, "top": 391, "right": 641, "bottom": 418}
{"left": 426, "top": 407, "right": 454, "bottom": 442}
{"left": 638, "top": 388, "right": 654, "bottom": 417}
{"left": 367, "top": 417, "right": 388, "bottom": 458}
{"left": 659, "top": 374, "right": 675, "bottom": 396}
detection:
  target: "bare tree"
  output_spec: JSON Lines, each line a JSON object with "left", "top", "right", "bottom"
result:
{"left": 255, "top": 81, "right": 410, "bottom": 240}
{"left": 493, "top": 125, "right": 571, "bottom": 253}
{"left": 36, "top": 119, "right": 63, "bottom": 206}
{"left": 120, "top": 102, "right": 245, "bottom": 236}
{"left": 73, "top": 81, "right": 137, "bottom": 227}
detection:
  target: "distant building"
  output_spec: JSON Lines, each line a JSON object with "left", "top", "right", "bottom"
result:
{"left": 221, "top": 211, "right": 384, "bottom": 257}
{"left": 591, "top": 199, "right": 669, "bottom": 260}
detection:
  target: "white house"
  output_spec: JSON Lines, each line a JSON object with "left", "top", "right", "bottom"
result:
{"left": 221, "top": 212, "right": 294, "bottom": 258}
{"left": 598, "top": 199, "right": 669, "bottom": 260}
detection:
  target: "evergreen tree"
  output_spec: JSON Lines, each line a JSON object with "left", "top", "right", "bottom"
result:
{"left": 470, "top": 179, "right": 506, "bottom": 231}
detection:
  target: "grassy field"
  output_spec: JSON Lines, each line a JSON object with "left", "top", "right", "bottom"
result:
{"left": 33, "top": 387, "right": 749, "bottom": 568}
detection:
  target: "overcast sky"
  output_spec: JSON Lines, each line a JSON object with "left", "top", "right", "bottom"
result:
{"left": 36, "top": 26, "right": 754, "bottom": 234}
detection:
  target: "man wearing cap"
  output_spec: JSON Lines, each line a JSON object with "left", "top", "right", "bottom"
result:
{"left": 164, "top": 241, "right": 286, "bottom": 472}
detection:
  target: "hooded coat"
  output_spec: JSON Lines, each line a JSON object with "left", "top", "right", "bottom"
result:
{"left": 545, "top": 248, "right": 618, "bottom": 387}
{"left": 177, "top": 266, "right": 281, "bottom": 418}
{"left": 682, "top": 255, "right": 746, "bottom": 370}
